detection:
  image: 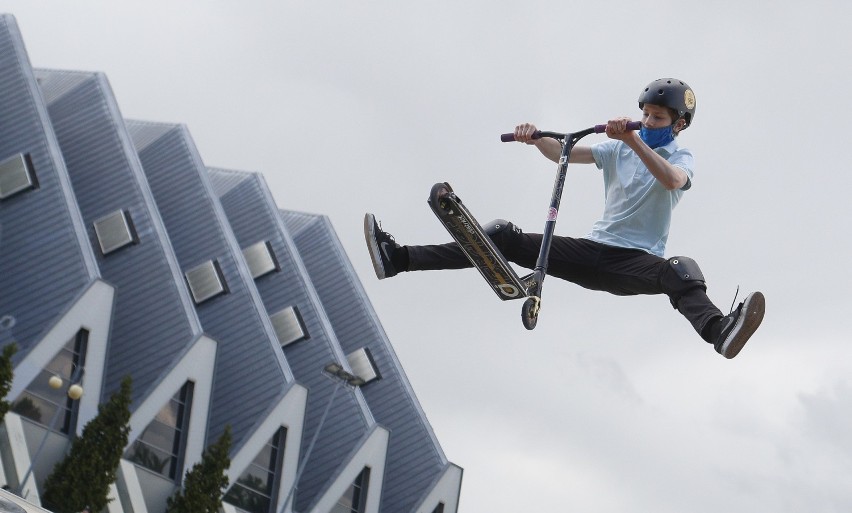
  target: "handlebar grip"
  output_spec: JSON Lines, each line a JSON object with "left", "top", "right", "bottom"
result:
{"left": 500, "top": 131, "right": 541, "bottom": 142}
{"left": 502, "top": 121, "right": 642, "bottom": 142}
{"left": 593, "top": 121, "right": 642, "bottom": 133}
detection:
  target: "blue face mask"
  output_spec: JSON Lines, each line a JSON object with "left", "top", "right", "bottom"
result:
{"left": 639, "top": 124, "right": 675, "bottom": 149}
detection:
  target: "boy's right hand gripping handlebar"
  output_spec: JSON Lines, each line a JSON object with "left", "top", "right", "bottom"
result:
{"left": 500, "top": 121, "right": 642, "bottom": 142}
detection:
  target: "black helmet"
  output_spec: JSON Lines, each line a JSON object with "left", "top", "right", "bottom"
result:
{"left": 638, "top": 78, "right": 696, "bottom": 129}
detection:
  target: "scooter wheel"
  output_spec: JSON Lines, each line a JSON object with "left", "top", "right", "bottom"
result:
{"left": 429, "top": 182, "right": 454, "bottom": 215}
{"left": 521, "top": 297, "right": 539, "bottom": 330}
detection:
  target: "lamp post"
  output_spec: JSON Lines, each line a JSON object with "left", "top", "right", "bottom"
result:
{"left": 278, "top": 363, "right": 364, "bottom": 513}
{"left": 15, "top": 366, "right": 84, "bottom": 499}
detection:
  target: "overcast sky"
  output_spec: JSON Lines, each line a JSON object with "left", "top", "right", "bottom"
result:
{"left": 4, "top": 1, "right": 852, "bottom": 511}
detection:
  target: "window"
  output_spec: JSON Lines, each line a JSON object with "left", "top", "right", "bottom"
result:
{"left": 93, "top": 209, "right": 139, "bottom": 255}
{"left": 223, "top": 427, "right": 286, "bottom": 513}
{"left": 185, "top": 260, "right": 228, "bottom": 304}
{"left": 331, "top": 467, "right": 370, "bottom": 513}
{"left": 269, "top": 306, "right": 309, "bottom": 347}
{"left": 13, "top": 330, "right": 87, "bottom": 434}
{"left": 126, "top": 382, "right": 193, "bottom": 480}
{"left": 242, "top": 241, "right": 279, "bottom": 279}
{"left": 0, "top": 153, "right": 38, "bottom": 199}
{"left": 345, "top": 347, "right": 381, "bottom": 386}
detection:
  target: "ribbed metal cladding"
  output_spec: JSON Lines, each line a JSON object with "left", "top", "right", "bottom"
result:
{"left": 280, "top": 210, "right": 454, "bottom": 513}
{"left": 208, "top": 169, "right": 374, "bottom": 512}
{"left": 0, "top": 16, "right": 99, "bottom": 358}
{"left": 127, "top": 122, "right": 294, "bottom": 450}
{"left": 0, "top": 12, "right": 461, "bottom": 509}
{"left": 36, "top": 69, "right": 205, "bottom": 403}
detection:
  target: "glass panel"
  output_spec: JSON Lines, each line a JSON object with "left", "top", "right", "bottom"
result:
{"left": 154, "top": 399, "right": 181, "bottom": 427}
{"left": 224, "top": 483, "right": 271, "bottom": 513}
{"left": 126, "top": 385, "right": 190, "bottom": 479}
{"left": 223, "top": 428, "right": 285, "bottom": 513}
{"left": 332, "top": 468, "right": 369, "bottom": 513}
{"left": 330, "top": 504, "right": 351, "bottom": 513}
{"left": 241, "top": 463, "right": 273, "bottom": 495}
{"left": 26, "top": 370, "right": 67, "bottom": 402}
{"left": 14, "top": 334, "right": 83, "bottom": 431}
{"left": 12, "top": 391, "right": 61, "bottom": 425}
{"left": 127, "top": 440, "right": 174, "bottom": 475}
{"left": 45, "top": 349, "right": 75, "bottom": 378}
{"left": 333, "top": 484, "right": 356, "bottom": 513}
{"left": 252, "top": 443, "right": 275, "bottom": 469}
{"left": 138, "top": 419, "right": 178, "bottom": 453}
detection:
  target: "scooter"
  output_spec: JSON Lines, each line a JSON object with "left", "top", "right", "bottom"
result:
{"left": 428, "top": 121, "right": 641, "bottom": 329}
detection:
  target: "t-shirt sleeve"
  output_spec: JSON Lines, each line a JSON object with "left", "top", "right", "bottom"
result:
{"left": 591, "top": 140, "right": 619, "bottom": 170}
{"left": 669, "top": 148, "right": 695, "bottom": 191}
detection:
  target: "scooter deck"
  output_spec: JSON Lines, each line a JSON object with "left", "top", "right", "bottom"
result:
{"left": 428, "top": 182, "right": 529, "bottom": 301}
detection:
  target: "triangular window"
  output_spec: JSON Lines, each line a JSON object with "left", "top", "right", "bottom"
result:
{"left": 125, "top": 382, "right": 193, "bottom": 480}
{"left": 331, "top": 467, "right": 371, "bottom": 513}
{"left": 12, "top": 330, "right": 87, "bottom": 435}
{"left": 224, "top": 427, "right": 286, "bottom": 513}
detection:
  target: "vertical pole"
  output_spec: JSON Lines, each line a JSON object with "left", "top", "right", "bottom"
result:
{"left": 279, "top": 379, "right": 343, "bottom": 513}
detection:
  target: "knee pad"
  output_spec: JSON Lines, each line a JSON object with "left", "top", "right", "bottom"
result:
{"left": 483, "top": 219, "right": 521, "bottom": 238}
{"left": 668, "top": 256, "right": 705, "bottom": 283}
{"left": 666, "top": 256, "right": 707, "bottom": 309}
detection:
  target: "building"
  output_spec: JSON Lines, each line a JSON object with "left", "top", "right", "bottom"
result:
{"left": 0, "top": 13, "right": 461, "bottom": 513}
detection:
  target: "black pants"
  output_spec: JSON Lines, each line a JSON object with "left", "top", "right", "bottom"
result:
{"left": 406, "top": 221, "right": 723, "bottom": 340}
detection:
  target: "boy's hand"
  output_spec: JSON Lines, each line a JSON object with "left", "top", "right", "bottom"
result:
{"left": 513, "top": 123, "right": 539, "bottom": 144}
{"left": 605, "top": 117, "right": 639, "bottom": 142}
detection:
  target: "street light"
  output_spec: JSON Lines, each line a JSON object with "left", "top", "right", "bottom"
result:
{"left": 15, "top": 366, "right": 85, "bottom": 499}
{"left": 278, "top": 363, "right": 365, "bottom": 513}
{"left": 322, "top": 362, "right": 367, "bottom": 387}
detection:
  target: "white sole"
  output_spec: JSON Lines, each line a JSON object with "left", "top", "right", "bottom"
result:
{"left": 721, "top": 291, "right": 765, "bottom": 359}
{"left": 363, "top": 213, "right": 387, "bottom": 279}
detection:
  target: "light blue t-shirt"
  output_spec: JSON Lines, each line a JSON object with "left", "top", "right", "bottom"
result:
{"left": 588, "top": 139, "right": 694, "bottom": 257}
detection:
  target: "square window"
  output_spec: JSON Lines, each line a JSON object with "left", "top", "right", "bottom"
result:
{"left": 185, "top": 260, "right": 228, "bottom": 304}
{"left": 242, "top": 240, "right": 279, "bottom": 279}
{"left": 346, "top": 347, "right": 381, "bottom": 385}
{"left": 93, "top": 209, "right": 138, "bottom": 255}
{"left": 270, "top": 306, "right": 309, "bottom": 347}
{"left": 0, "top": 153, "right": 38, "bottom": 199}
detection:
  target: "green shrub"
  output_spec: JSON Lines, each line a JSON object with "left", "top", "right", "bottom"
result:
{"left": 41, "top": 376, "right": 132, "bottom": 513}
{"left": 166, "top": 425, "right": 232, "bottom": 513}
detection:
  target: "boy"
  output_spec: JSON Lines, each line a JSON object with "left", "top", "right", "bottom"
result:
{"left": 364, "top": 78, "right": 764, "bottom": 358}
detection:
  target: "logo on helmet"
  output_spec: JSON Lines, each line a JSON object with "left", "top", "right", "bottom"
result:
{"left": 684, "top": 89, "right": 696, "bottom": 110}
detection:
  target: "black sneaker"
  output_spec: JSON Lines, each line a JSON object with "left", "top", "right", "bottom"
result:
{"left": 714, "top": 291, "right": 765, "bottom": 359}
{"left": 364, "top": 213, "right": 400, "bottom": 280}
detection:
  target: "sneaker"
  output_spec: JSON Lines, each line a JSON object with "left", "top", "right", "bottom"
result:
{"left": 364, "top": 213, "right": 400, "bottom": 280}
{"left": 714, "top": 291, "right": 765, "bottom": 359}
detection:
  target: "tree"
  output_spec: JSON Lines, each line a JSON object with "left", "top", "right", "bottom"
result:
{"left": 166, "top": 425, "right": 232, "bottom": 513}
{"left": 41, "top": 375, "right": 133, "bottom": 513}
{"left": 0, "top": 342, "right": 18, "bottom": 423}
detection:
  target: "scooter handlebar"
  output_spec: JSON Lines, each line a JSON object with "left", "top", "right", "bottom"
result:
{"left": 593, "top": 121, "right": 642, "bottom": 133}
{"left": 500, "top": 121, "right": 642, "bottom": 142}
